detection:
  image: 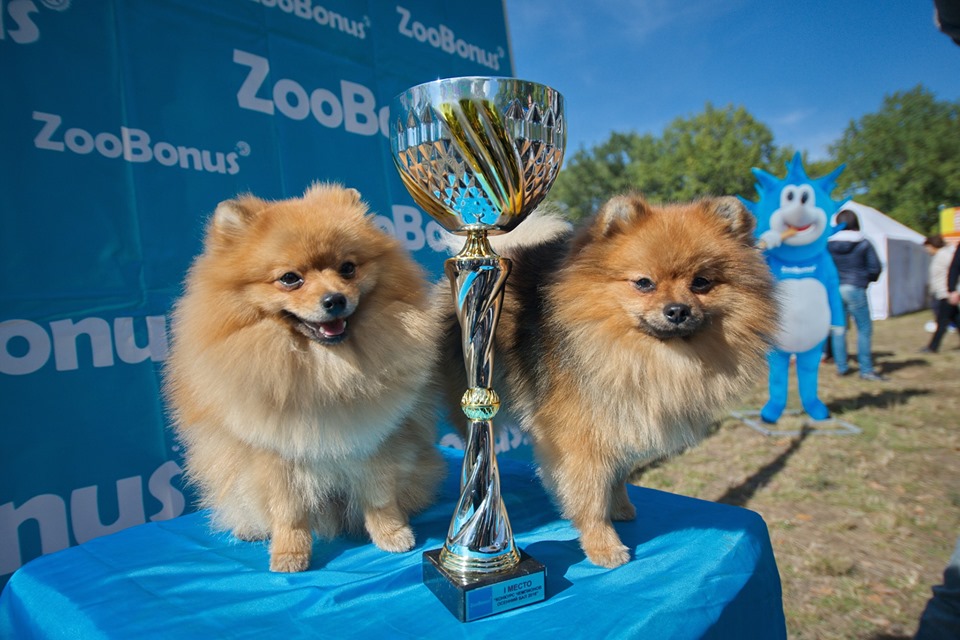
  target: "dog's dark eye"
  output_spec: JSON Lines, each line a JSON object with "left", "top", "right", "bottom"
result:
{"left": 634, "top": 278, "right": 656, "bottom": 293}
{"left": 278, "top": 272, "right": 303, "bottom": 289}
{"left": 338, "top": 262, "right": 357, "bottom": 279}
{"left": 690, "top": 276, "right": 713, "bottom": 293}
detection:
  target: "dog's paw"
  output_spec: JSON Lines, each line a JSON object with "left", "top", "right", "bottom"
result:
{"left": 610, "top": 500, "right": 636, "bottom": 522}
{"left": 371, "top": 524, "right": 416, "bottom": 553}
{"left": 269, "top": 550, "right": 311, "bottom": 573}
{"left": 579, "top": 525, "right": 631, "bottom": 568}
{"left": 610, "top": 489, "right": 636, "bottom": 521}
{"left": 268, "top": 526, "right": 313, "bottom": 572}
{"left": 583, "top": 542, "right": 631, "bottom": 569}
{"left": 233, "top": 528, "right": 268, "bottom": 542}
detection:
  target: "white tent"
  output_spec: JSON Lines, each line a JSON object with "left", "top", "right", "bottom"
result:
{"left": 840, "top": 201, "right": 929, "bottom": 320}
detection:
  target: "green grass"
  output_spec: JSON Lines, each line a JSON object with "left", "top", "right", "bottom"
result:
{"left": 632, "top": 310, "right": 960, "bottom": 639}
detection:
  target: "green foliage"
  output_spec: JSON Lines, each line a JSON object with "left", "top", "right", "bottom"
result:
{"left": 656, "top": 103, "right": 792, "bottom": 203}
{"left": 547, "top": 88, "right": 960, "bottom": 231}
{"left": 546, "top": 132, "right": 654, "bottom": 220}
{"left": 829, "top": 86, "right": 960, "bottom": 232}
{"left": 548, "top": 104, "right": 792, "bottom": 221}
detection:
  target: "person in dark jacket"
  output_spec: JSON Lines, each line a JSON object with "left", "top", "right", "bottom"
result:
{"left": 827, "top": 209, "right": 885, "bottom": 380}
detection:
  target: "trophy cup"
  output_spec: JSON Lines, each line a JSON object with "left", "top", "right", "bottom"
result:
{"left": 390, "top": 77, "right": 565, "bottom": 622}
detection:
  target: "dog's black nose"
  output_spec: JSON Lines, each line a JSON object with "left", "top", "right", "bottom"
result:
{"left": 663, "top": 303, "right": 691, "bottom": 325}
{"left": 321, "top": 293, "right": 347, "bottom": 315}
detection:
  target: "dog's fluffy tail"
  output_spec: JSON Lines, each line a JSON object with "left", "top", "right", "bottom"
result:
{"left": 438, "top": 204, "right": 573, "bottom": 256}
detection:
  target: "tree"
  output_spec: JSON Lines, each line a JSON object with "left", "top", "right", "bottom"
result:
{"left": 547, "top": 132, "right": 659, "bottom": 220}
{"left": 547, "top": 104, "right": 792, "bottom": 221}
{"left": 655, "top": 103, "right": 792, "bottom": 202}
{"left": 547, "top": 92, "right": 959, "bottom": 229}
{"left": 829, "top": 86, "right": 960, "bottom": 232}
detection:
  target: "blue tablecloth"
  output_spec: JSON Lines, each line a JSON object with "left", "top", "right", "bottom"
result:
{"left": 0, "top": 448, "right": 785, "bottom": 639}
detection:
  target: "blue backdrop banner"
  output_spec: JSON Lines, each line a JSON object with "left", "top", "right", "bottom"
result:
{"left": 0, "top": 0, "right": 526, "bottom": 587}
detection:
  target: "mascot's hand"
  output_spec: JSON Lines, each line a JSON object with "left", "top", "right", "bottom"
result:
{"left": 758, "top": 229, "right": 782, "bottom": 250}
{"left": 830, "top": 326, "right": 845, "bottom": 336}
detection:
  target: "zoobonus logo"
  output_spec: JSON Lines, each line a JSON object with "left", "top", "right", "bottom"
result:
{"left": 1, "top": 460, "right": 185, "bottom": 576}
{"left": 234, "top": 49, "right": 389, "bottom": 137}
{"left": 1, "top": 0, "right": 69, "bottom": 45}
{"left": 33, "top": 111, "right": 247, "bottom": 175}
{"left": 249, "top": 0, "right": 368, "bottom": 40}
{"left": 395, "top": 5, "right": 505, "bottom": 71}
{"left": 1, "top": 315, "right": 168, "bottom": 376}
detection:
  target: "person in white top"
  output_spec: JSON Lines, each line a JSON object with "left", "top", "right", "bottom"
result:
{"left": 922, "top": 234, "right": 958, "bottom": 353}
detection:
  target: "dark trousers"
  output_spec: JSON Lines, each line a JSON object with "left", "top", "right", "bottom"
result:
{"left": 928, "top": 298, "right": 960, "bottom": 352}
{"left": 916, "top": 536, "right": 960, "bottom": 640}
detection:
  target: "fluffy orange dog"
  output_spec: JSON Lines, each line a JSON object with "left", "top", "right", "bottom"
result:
{"left": 165, "top": 183, "right": 444, "bottom": 572}
{"left": 441, "top": 194, "right": 777, "bottom": 568}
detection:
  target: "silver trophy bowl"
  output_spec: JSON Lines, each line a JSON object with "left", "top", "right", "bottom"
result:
{"left": 392, "top": 76, "right": 565, "bottom": 235}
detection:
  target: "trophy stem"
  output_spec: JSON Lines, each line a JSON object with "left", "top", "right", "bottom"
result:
{"left": 392, "top": 77, "right": 561, "bottom": 620}
{"left": 440, "top": 230, "right": 520, "bottom": 575}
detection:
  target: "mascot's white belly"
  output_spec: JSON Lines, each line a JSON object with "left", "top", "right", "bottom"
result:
{"left": 775, "top": 278, "right": 831, "bottom": 353}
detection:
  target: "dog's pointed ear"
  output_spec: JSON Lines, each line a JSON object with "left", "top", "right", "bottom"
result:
{"left": 340, "top": 187, "right": 368, "bottom": 217}
{"left": 209, "top": 195, "right": 268, "bottom": 244}
{"left": 304, "top": 182, "right": 367, "bottom": 217}
{"left": 343, "top": 187, "right": 362, "bottom": 204}
{"left": 593, "top": 194, "right": 652, "bottom": 237}
{"left": 304, "top": 182, "right": 361, "bottom": 203}
{"left": 708, "top": 196, "right": 756, "bottom": 245}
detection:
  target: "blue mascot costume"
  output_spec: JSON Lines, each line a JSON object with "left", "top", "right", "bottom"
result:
{"left": 741, "top": 153, "right": 847, "bottom": 423}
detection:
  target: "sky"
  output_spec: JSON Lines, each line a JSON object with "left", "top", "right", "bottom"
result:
{"left": 504, "top": 1, "right": 960, "bottom": 160}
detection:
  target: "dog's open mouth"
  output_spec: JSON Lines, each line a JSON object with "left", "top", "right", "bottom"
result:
{"left": 286, "top": 313, "right": 349, "bottom": 345}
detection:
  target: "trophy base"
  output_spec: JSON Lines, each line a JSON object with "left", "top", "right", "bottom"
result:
{"left": 422, "top": 548, "right": 546, "bottom": 622}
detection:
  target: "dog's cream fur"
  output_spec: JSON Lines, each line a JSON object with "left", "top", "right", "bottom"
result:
{"left": 165, "top": 184, "right": 444, "bottom": 572}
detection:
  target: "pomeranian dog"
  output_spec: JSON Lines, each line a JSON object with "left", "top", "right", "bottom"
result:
{"left": 165, "top": 183, "right": 444, "bottom": 573}
{"left": 439, "top": 194, "right": 777, "bottom": 568}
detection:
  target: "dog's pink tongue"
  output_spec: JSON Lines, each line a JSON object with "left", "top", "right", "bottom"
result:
{"left": 319, "top": 319, "right": 346, "bottom": 337}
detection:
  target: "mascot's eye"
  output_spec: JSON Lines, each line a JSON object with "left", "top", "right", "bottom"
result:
{"left": 338, "top": 262, "right": 357, "bottom": 279}
{"left": 278, "top": 272, "right": 303, "bottom": 289}
{"left": 690, "top": 276, "right": 714, "bottom": 293}
{"left": 634, "top": 277, "right": 656, "bottom": 293}
{"left": 781, "top": 186, "right": 799, "bottom": 207}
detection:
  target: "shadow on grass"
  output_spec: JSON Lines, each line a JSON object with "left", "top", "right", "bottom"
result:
{"left": 880, "top": 357, "right": 931, "bottom": 375}
{"left": 829, "top": 351, "right": 930, "bottom": 376}
{"left": 828, "top": 387, "right": 933, "bottom": 415}
{"left": 707, "top": 386, "right": 934, "bottom": 508}
{"left": 714, "top": 426, "right": 811, "bottom": 508}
